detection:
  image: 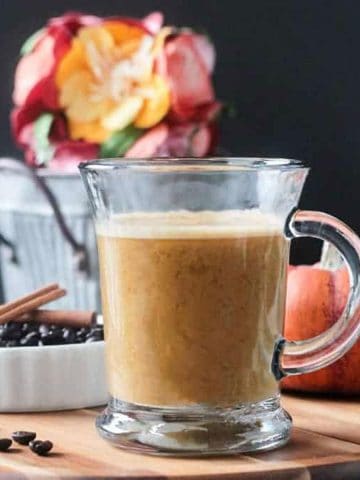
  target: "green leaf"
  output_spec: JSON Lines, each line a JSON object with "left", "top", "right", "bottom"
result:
{"left": 33, "top": 113, "right": 55, "bottom": 166}
{"left": 20, "top": 28, "right": 45, "bottom": 56}
{"left": 100, "top": 126, "right": 143, "bottom": 158}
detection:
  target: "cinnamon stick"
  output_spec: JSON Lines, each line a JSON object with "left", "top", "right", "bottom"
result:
{"left": 0, "top": 284, "right": 97, "bottom": 329}
{"left": 0, "top": 284, "right": 59, "bottom": 316}
{"left": 0, "top": 286, "right": 66, "bottom": 324}
{"left": 18, "top": 310, "right": 96, "bottom": 328}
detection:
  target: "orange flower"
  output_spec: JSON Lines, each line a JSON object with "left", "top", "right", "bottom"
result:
{"left": 55, "top": 21, "right": 171, "bottom": 143}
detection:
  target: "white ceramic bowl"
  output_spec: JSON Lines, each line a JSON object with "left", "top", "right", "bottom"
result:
{"left": 0, "top": 341, "right": 108, "bottom": 412}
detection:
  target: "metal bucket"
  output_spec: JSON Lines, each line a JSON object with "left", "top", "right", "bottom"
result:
{"left": 0, "top": 159, "right": 100, "bottom": 310}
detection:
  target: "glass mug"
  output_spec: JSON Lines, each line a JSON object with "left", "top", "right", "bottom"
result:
{"left": 80, "top": 158, "right": 360, "bottom": 456}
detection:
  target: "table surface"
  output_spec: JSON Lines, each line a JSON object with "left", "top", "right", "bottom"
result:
{"left": 0, "top": 394, "right": 359, "bottom": 479}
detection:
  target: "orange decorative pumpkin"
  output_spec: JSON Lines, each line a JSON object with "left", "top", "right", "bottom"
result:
{"left": 282, "top": 264, "right": 360, "bottom": 394}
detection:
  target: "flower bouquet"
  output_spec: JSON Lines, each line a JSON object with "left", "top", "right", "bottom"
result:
{"left": 0, "top": 11, "right": 221, "bottom": 309}
{"left": 12, "top": 11, "right": 220, "bottom": 168}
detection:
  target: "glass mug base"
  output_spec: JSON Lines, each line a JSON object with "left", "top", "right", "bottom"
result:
{"left": 96, "top": 395, "right": 292, "bottom": 456}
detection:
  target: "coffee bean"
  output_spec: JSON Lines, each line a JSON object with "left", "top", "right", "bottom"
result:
{"left": 21, "top": 323, "right": 30, "bottom": 334}
{"left": 92, "top": 330, "right": 104, "bottom": 341}
{"left": 75, "top": 328, "right": 87, "bottom": 343}
{"left": 38, "top": 324, "right": 49, "bottom": 336}
{"left": 91, "top": 326, "right": 104, "bottom": 334}
{"left": 77, "top": 327, "right": 88, "bottom": 337}
{"left": 22, "top": 322, "right": 38, "bottom": 334}
{"left": 12, "top": 431, "right": 36, "bottom": 445}
{"left": 86, "top": 331, "right": 104, "bottom": 342}
{"left": 41, "top": 329, "right": 63, "bottom": 345}
{"left": 0, "top": 438, "right": 12, "bottom": 451}
{"left": 50, "top": 326, "right": 63, "bottom": 335}
{"left": 89, "top": 326, "right": 104, "bottom": 338}
{"left": 62, "top": 328, "right": 76, "bottom": 344}
{"left": 85, "top": 337, "right": 97, "bottom": 343}
{"left": 29, "top": 440, "right": 53, "bottom": 456}
{"left": 20, "top": 332, "right": 40, "bottom": 347}
{"left": 1, "top": 322, "right": 22, "bottom": 341}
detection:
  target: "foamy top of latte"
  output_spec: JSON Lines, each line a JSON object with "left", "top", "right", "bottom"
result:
{"left": 96, "top": 210, "right": 283, "bottom": 239}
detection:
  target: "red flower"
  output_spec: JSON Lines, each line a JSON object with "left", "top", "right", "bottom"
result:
{"left": 13, "top": 13, "right": 100, "bottom": 111}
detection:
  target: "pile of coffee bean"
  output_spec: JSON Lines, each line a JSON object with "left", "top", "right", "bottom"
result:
{"left": 0, "top": 322, "right": 104, "bottom": 347}
{"left": 0, "top": 431, "right": 53, "bottom": 456}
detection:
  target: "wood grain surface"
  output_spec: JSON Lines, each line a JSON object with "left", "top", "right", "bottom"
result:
{"left": 0, "top": 394, "right": 358, "bottom": 479}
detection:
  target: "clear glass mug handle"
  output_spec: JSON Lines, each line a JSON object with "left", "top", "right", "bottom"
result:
{"left": 272, "top": 209, "right": 360, "bottom": 380}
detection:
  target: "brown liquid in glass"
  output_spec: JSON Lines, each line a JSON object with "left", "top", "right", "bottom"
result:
{"left": 97, "top": 211, "right": 288, "bottom": 407}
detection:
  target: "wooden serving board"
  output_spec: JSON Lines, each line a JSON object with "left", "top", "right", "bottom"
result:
{"left": 0, "top": 394, "right": 359, "bottom": 479}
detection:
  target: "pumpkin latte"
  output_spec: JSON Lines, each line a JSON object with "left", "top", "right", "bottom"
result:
{"left": 97, "top": 210, "right": 288, "bottom": 407}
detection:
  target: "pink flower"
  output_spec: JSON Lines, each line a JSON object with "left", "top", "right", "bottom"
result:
{"left": 51, "top": 141, "right": 99, "bottom": 172}
{"left": 126, "top": 121, "right": 217, "bottom": 158}
{"left": 157, "top": 32, "right": 217, "bottom": 123}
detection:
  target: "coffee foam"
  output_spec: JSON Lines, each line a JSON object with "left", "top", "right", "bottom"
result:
{"left": 96, "top": 210, "right": 283, "bottom": 239}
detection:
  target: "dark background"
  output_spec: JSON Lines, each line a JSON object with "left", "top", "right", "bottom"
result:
{"left": 1, "top": 0, "right": 359, "bottom": 263}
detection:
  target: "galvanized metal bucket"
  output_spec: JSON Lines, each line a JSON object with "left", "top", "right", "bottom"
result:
{"left": 0, "top": 159, "right": 100, "bottom": 310}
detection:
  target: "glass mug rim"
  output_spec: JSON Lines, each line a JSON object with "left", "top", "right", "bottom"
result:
{"left": 79, "top": 156, "right": 308, "bottom": 172}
